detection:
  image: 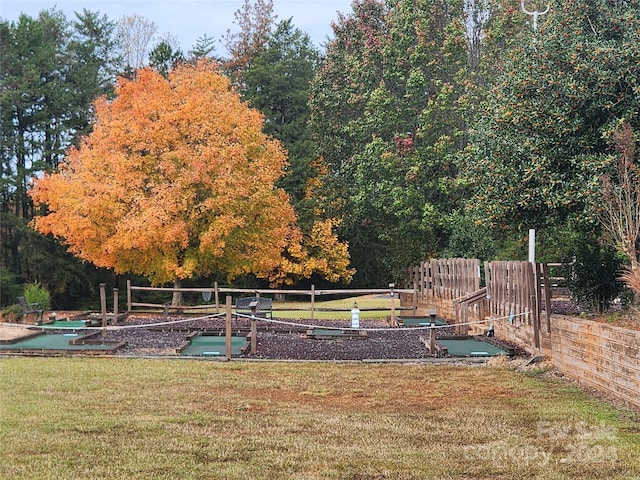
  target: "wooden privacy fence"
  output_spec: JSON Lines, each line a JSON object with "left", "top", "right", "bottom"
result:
{"left": 408, "top": 258, "right": 553, "bottom": 343}
{"left": 406, "top": 258, "right": 481, "bottom": 300}
{"left": 485, "top": 261, "right": 552, "bottom": 349}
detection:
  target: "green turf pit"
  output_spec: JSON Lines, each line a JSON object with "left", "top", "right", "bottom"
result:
{"left": 437, "top": 336, "right": 512, "bottom": 357}
{"left": 0, "top": 332, "right": 125, "bottom": 354}
{"left": 179, "top": 334, "right": 248, "bottom": 357}
{"left": 39, "top": 320, "right": 96, "bottom": 329}
{"left": 396, "top": 316, "right": 448, "bottom": 327}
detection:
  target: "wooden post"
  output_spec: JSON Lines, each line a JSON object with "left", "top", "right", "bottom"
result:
{"left": 541, "top": 263, "right": 552, "bottom": 333}
{"left": 429, "top": 309, "right": 437, "bottom": 354}
{"left": 430, "top": 326, "right": 435, "bottom": 356}
{"left": 215, "top": 282, "right": 220, "bottom": 314}
{"left": 100, "top": 283, "right": 107, "bottom": 338}
{"left": 389, "top": 283, "right": 396, "bottom": 326}
{"left": 250, "top": 303, "right": 257, "bottom": 355}
{"left": 113, "top": 288, "right": 119, "bottom": 325}
{"left": 311, "top": 284, "right": 315, "bottom": 321}
{"left": 535, "top": 262, "right": 543, "bottom": 333}
{"left": 225, "top": 295, "right": 232, "bottom": 360}
{"left": 528, "top": 262, "right": 540, "bottom": 349}
{"left": 127, "top": 279, "right": 131, "bottom": 313}
{"left": 412, "top": 282, "right": 418, "bottom": 316}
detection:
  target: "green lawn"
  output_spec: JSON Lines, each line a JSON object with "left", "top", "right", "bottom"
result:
{"left": 273, "top": 294, "right": 400, "bottom": 320}
{"left": 1, "top": 358, "right": 638, "bottom": 479}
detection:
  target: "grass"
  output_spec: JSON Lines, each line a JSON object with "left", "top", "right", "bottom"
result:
{"left": 273, "top": 294, "right": 399, "bottom": 320}
{"left": 132, "top": 294, "right": 407, "bottom": 320}
{"left": 1, "top": 358, "right": 639, "bottom": 479}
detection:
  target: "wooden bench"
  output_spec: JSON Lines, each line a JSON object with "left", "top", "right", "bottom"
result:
{"left": 17, "top": 296, "right": 44, "bottom": 322}
{"left": 235, "top": 296, "right": 272, "bottom": 319}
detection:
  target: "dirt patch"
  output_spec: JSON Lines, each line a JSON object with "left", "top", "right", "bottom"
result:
{"left": 590, "top": 313, "right": 640, "bottom": 331}
{"left": 0, "top": 324, "right": 35, "bottom": 342}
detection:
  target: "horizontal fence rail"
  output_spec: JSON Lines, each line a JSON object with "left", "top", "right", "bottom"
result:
{"left": 126, "top": 281, "right": 418, "bottom": 320}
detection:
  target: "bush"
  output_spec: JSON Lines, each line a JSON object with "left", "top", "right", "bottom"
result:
{"left": 24, "top": 282, "right": 51, "bottom": 310}
{"left": 562, "top": 240, "right": 625, "bottom": 314}
{"left": 0, "top": 304, "right": 24, "bottom": 323}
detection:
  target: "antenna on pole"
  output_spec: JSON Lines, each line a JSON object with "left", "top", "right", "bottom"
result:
{"left": 521, "top": 0, "right": 550, "bottom": 31}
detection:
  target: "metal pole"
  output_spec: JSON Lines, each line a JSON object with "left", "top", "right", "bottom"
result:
{"left": 529, "top": 228, "right": 536, "bottom": 263}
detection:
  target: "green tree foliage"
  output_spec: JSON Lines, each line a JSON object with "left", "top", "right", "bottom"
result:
{"left": 243, "top": 18, "right": 320, "bottom": 213}
{"left": 309, "top": 0, "right": 470, "bottom": 284}
{"left": 463, "top": 0, "right": 640, "bottom": 233}
{"left": 68, "top": 10, "right": 120, "bottom": 138}
{"left": 149, "top": 40, "right": 185, "bottom": 77}
{"left": 1, "top": 10, "right": 69, "bottom": 220}
{"left": 0, "top": 9, "right": 118, "bottom": 307}
{"left": 189, "top": 34, "right": 217, "bottom": 60}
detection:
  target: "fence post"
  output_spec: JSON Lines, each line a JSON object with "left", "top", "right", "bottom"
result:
{"left": 389, "top": 283, "right": 396, "bottom": 326}
{"left": 250, "top": 301, "right": 258, "bottom": 355}
{"left": 534, "top": 262, "right": 545, "bottom": 345}
{"left": 113, "top": 288, "right": 118, "bottom": 325}
{"left": 311, "top": 284, "right": 315, "bottom": 321}
{"left": 215, "top": 281, "right": 220, "bottom": 314}
{"left": 226, "top": 295, "right": 232, "bottom": 360}
{"left": 127, "top": 279, "right": 131, "bottom": 313}
{"left": 100, "top": 283, "right": 107, "bottom": 338}
{"left": 528, "top": 262, "right": 540, "bottom": 349}
{"left": 541, "top": 263, "right": 552, "bottom": 333}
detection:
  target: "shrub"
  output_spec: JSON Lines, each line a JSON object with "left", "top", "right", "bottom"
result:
{"left": 562, "top": 241, "right": 625, "bottom": 314}
{"left": 0, "top": 304, "right": 24, "bottom": 323}
{"left": 24, "top": 282, "right": 51, "bottom": 310}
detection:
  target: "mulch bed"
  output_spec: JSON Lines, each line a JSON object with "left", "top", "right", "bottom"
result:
{"left": 15, "top": 314, "right": 517, "bottom": 360}
{"left": 107, "top": 316, "right": 457, "bottom": 360}
{"left": 1, "top": 315, "right": 524, "bottom": 361}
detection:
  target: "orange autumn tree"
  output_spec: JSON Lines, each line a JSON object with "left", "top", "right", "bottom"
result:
{"left": 262, "top": 154, "right": 355, "bottom": 286}
{"left": 30, "top": 61, "right": 353, "bottom": 288}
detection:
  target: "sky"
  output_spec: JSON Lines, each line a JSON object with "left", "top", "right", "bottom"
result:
{"left": 0, "top": 0, "right": 354, "bottom": 52}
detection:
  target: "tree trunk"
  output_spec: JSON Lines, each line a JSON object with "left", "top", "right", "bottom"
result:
{"left": 172, "top": 279, "right": 183, "bottom": 306}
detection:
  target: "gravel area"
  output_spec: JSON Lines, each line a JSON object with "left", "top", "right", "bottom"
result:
{"left": 36, "top": 314, "right": 476, "bottom": 360}
{"left": 3, "top": 304, "right": 539, "bottom": 359}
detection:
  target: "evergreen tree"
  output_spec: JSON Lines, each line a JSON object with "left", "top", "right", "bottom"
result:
{"left": 243, "top": 18, "right": 320, "bottom": 211}
{"left": 0, "top": 9, "right": 119, "bottom": 307}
